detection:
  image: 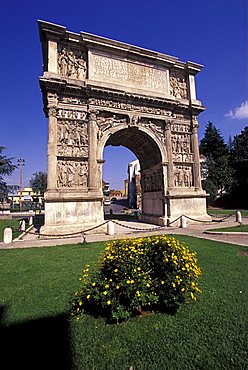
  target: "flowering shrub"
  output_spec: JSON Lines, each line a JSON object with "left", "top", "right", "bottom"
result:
{"left": 71, "top": 235, "right": 202, "bottom": 322}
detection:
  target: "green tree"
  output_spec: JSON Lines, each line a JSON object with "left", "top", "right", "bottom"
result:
{"left": 230, "top": 126, "right": 248, "bottom": 206}
{"left": 30, "top": 171, "right": 47, "bottom": 195}
{"left": 199, "top": 122, "right": 234, "bottom": 200}
{"left": 0, "top": 146, "right": 16, "bottom": 196}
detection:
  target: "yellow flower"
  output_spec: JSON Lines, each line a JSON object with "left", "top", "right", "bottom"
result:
{"left": 79, "top": 301, "right": 83, "bottom": 306}
{"left": 107, "top": 300, "right": 111, "bottom": 305}
{"left": 92, "top": 282, "right": 96, "bottom": 287}
{"left": 86, "top": 294, "right": 91, "bottom": 299}
{"left": 116, "top": 285, "right": 120, "bottom": 289}
{"left": 161, "top": 281, "right": 165, "bottom": 285}
{"left": 114, "top": 268, "right": 118, "bottom": 272}
{"left": 146, "top": 283, "right": 150, "bottom": 287}
{"left": 103, "top": 291, "right": 108, "bottom": 295}
{"left": 105, "top": 284, "right": 109, "bottom": 289}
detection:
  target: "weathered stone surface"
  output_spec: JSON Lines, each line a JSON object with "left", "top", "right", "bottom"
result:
{"left": 38, "top": 20, "right": 210, "bottom": 235}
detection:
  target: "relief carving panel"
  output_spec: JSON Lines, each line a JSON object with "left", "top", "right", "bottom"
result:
{"left": 174, "top": 165, "right": 193, "bottom": 187}
{"left": 58, "top": 46, "right": 87, "bottom": 80}
{"left": 57, "top": 160, "right": 88, "bottom": 188}
{"left": 57, "top": 120, "right": 88, "bottom": 157}
{"left": 141, "top": 167, "right": 163, "bottom": 192}
{"left": 169, "top": 71, "right": 188, "bottom": 99}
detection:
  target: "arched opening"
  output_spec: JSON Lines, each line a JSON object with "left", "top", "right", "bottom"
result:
{"left": 103, "top": 127, "right": 165, "bottom": 222}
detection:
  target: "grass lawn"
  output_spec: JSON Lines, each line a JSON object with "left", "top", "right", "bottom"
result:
{"left": 208, "top": 209, "right": 248, "bottom": 216}
{"left": 207, "top": 224, "right": 248, "bottom": 233}
{"left": 0, "top": 218, "right": 23, "bottom": 241}
{"left": 0, "top": 236, "right": 248, "bottom": 369}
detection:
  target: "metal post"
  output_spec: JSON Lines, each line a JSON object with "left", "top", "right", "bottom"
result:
{"left": 17, "top": 158, "right": 25, "bottom": 211}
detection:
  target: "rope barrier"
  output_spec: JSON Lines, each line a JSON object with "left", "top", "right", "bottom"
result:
{"left": 7, "top": 209, "right": 245, "bottom": 241}
{"left": 13, "top": 220, "right": 109, "bottom": 239}
{"left": 112, "top": 220, "right": 167, "bottom": 232}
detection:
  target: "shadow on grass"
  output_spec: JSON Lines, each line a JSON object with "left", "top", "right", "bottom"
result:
{"left": 0, "top": 306, "right": 71, "bottom": 369}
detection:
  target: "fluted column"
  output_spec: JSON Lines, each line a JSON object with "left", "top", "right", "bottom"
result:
{"left": 191, "top": 116, "right": 201, "bottom": 190}
{"left": 47, "top": 93, "right": 58, "bottom": 190}
{"left": 87, "top": 111, "right": 98, "bottom": 190}
{"left": 165, "top": 121, "right": 174, "bottom": 189}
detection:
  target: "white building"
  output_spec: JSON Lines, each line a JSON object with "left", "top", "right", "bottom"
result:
{"left": 127, "top": 159, "right": 141, "bottom": 209}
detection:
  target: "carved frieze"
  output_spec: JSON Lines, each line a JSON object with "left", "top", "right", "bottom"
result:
{"left": 58, "top": 96, "right": 87, "bottom": 105}
{"left": 174, "top": 165, "right": 193, "bottom": 187}
{"left": 58, "top": 47, "right": 87, "bottom": 80}
{"left": 57, "top": 109, "right": 87, "bottom": 120}
{"left": 88, "top": 98, "right": 174, "bottom": 117}
{"left": 57, "top": 160, "right": 88, "bottom": 188}
{"left": 169, "top": 71, "right": 188, "bottom": 99}
{"left": 57, "top": 120, "right": 88, "bottom": 157}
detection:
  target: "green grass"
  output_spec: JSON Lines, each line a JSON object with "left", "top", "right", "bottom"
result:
{"left": 0, "top": 218, "right": 22, "bottom": 241}
{"left": 208, "top": 209, "right": 248, "bottom": 216}
{"left": 207, "top": 224, "right": 248, "bottom": 233}
{"left": 0, "top": 236, "right": 248, "bottom": 369}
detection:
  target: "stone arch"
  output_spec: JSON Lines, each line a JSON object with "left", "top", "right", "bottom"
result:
{"left": 100, "top": 125, "right": 167, "bottom": 222}
{"left": 38, "top": 20, "right": 211, "bottom": 235}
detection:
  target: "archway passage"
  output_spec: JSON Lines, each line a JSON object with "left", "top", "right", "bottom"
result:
{"left": 105, "top": 128, "right": 165, "bottom": 220}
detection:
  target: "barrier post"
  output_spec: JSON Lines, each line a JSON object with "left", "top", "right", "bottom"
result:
{"left": 20, "top": 219, "right": 26, "bottom": 232}
{"left": 29, "top": 216, "right": 33, "bottom": 226}
{"left": 4, "top": 227, "right": 13, "bottom": 244}
{"left": 236, "top": 211, "right": 242, "bottom": 224}
{"left": 180, "top": 215, "right": 187, "bottom": 228}
{"left": 107, "top": 220, "right": 115, "bottom": 236}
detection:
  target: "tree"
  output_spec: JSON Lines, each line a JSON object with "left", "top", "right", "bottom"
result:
{"left": 230, "top": 126, "right": 248, "bottom": 206}
{"left": 30, "top": 171, "right": 47, "bottom": 195}
{"left": 199, "top": 122, "right": 234, "bottom": 200}
{"left": 0, "top": 146, "right": 16, "bottom": 196}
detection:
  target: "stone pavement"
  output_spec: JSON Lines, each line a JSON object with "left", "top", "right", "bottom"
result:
{"left": 1, "top": 216, "right": 248, "bottom": 249}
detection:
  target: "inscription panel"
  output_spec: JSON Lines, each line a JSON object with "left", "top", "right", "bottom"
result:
{"left": 91, "top": 53, "right": 169, "bottom": 94}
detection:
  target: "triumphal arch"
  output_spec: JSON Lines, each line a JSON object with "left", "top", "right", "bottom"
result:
{"left": 38, "top": 20, "right": 210, "bottom": 235}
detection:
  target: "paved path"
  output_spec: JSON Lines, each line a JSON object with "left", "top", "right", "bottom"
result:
{"left": 1, "top": 216, "right": 248, "bottom": 249}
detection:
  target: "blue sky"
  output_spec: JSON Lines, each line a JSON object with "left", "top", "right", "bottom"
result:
{"left": 1, "top": 0, "right": 247, "bottom": 189}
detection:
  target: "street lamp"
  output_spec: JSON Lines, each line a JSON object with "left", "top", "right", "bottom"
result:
{"left": 17, "top": 158, "right": 25, "bottom": 211}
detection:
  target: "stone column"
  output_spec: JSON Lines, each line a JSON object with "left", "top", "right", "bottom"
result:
{"left": 191, "top": 116, "right": 201, "bottom": 190}
{"left": 87, "top": 111, "right": 98, "bottom": 190}
{"left": 165, "top": 121, "right": 174, "bottom": 189}
{"left": 47, "top": 93, "right": 58, "bottom": 190}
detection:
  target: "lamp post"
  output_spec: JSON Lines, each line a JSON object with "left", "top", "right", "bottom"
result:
{"left": 17, "top": 158, "right": 25, "bottom": 211}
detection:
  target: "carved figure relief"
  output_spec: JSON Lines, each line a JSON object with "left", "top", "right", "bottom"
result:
{"left": 172, "top": 134, "right": 191, "bottom": 154}
{"left": 57, "top": 160, "right": 88, "bottom": 188}
{"left": 171, "top": 123, "right": 191, "bottom": 133}
{"left": 97, "top": 114, "right": 127, "bottom": 138}
{"left": 58, "top": 47, "right": 87, "bottom": 80}
{"left": 169, "top": 71, "right": 188, "bottom": 99}
{"left": 174, "top": 166, "right": 193, "bottom": 187}
{"left": 57, "top": 120, "right": 88, "bottom": 157}
{"left": 141, "top": 169, "right": 163, "bottom": 192}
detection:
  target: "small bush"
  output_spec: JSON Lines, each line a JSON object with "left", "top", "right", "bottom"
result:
{"left": 71, "top": 235, "right": 202, "bottom": 322}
